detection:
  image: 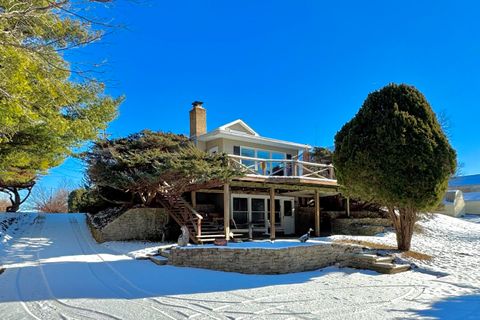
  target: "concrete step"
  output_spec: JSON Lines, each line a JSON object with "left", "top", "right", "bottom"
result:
{"left": 350, "top": 253, "right": 395, "bottom": 264}
{"left": 158, "top": 250, "right": 170, "bottom": 259}
{"left": 134, "top": 255, "right": 150, "bottom": 260}
{"left": 342, "top": 253, "right": 410, "bottom": 274}
{"left": 149, "top": 256, "right": 168, "bottom": 266}
{"left": 367, "top": 262, "right": 411, "bottom": 274}
{"left": 346, "top": 261, "right": 411, "bottom": 274}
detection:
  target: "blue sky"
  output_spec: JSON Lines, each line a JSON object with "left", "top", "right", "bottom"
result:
{"left": 41, "top": 0, "right": 480, "bottom": 190}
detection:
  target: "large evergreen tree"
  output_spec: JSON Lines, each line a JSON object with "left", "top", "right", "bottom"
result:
{"left": 0, "top": 0, "right": 122, "bottom": 211}
{"left": 334, "top": 84, "right": 456, "bottom": 251}
{"left": 84, "top": 130, "right": 242, "bottom": 208}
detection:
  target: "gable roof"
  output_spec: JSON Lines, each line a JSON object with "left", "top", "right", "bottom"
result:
{"left": 218, "top": 119, "right": 259, "bottom": 136}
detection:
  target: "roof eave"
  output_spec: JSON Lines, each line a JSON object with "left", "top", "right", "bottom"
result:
{"left": 197, "top": 130, "right": 311, "bottom": 150}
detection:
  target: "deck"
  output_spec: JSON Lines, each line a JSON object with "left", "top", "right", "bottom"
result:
{"left": 228, "top": 154, "right": 338, "bottom": 189}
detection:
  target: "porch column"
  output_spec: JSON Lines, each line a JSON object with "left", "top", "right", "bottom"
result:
{"left": 315, "top": 190, "right": 320, "bottom": 237}
{"left": 224, "top": 184, "right": 230, "bottom": 240}
{"left": 191, "top": 191, "right": 197, "bottom": 209}
{"left": 346, "top": 196, "right": 350, "bottom": 217}
{"left": 270, "top": 187, "right": 276, "bottom": 241}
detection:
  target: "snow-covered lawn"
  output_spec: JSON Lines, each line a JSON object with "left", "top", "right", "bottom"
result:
{"left": 331, "top": 214, "right": 480, "bottom": 282}
{"left": 463, "top": 213, "right": 480, "bottom": 224}
{"left": 0, "top": 212, "right": 479, "bottom": 319}
{"left": 0, "top": 212, "right": 33, "bottom": 252}
{"left": 101, "top": 240, "right": 175, "bottom": 259}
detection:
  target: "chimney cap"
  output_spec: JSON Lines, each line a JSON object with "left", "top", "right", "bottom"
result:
{"left": 192, "top": 101, "right": 204, "bottom": 108}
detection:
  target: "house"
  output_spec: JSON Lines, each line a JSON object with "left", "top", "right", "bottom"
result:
{"left": 448, "top": 174, "right": 480, "bottom": 214}
{"left": 164, "top": 101, "right": 340, "bottom": 243}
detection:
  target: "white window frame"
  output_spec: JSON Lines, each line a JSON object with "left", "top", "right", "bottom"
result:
{"left": 239, "top": 146, "right": 286, "bottom": 175}
{"left": 231, "top": 194, "right": 295, "bottom": 235}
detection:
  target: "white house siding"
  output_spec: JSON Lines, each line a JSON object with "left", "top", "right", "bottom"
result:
{"left": 221, "top": 138, "right": 299, "bottom": 157}
{"left": 448, "top": 175, "right": 480, "bottom": 215}
{"left": 465, "top": 201, "right": 480, "bottom": 214}
{"left": 464, "top": 192, "right": 480, "bottom": 214}
{"left": 441, "top": 190, "right": 466, "bottom": 217}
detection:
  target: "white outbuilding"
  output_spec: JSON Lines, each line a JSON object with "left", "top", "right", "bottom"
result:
{"left": 463, "top": 192, "right": 480, "bottom": 215}
{"left": 448, "top": 174, "right": 480, "bottom": 215}
{"left": 441, "top": 190, "right": 466, "bottom": 217}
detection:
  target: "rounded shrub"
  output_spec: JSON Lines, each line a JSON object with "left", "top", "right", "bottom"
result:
{"left": 334, "top": 83, "right": 456, "bottom": 250}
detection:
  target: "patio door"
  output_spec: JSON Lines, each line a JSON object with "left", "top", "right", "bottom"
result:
{"left": 283, "top": 200, "right": 295, "bottom": 235}
{"left": 251, "top": 198, "right": 267, "bottom": 231}
{"left": 266, "top": 199, "right": 295, "bottom": 235}
{"left": 267, "top": 199, "right": 282, "bottom": 232}
{"left": 231, "top": 195, "right": 295, "bottom": 235}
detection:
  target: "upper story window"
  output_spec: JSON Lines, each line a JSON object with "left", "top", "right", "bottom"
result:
{"left": 240, "top": 147, "right": 288, "bottom": 175}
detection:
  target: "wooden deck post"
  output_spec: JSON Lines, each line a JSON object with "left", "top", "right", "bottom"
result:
{"left": 329, "top": 166, "right": 334, "bottom": 179}
{"left": 270, "top": 187, "right": 276, "bottom": 241}
{"left": 315, "top": 190, "right": 320, "bottom": 237}
{"left": 191, "top": 191, "right": 196, "bottom": 209}
{"left": 346, "top": 196, "right": 350, "bottom": 217}
{"left": 223, "top": 184, "right": 230, "bottom": 240}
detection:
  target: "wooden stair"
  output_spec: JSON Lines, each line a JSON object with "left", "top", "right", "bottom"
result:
{"left": 157, "top": 193, "right": 204, "bottom": 244}
{"left": 157, "top": 193, "right": 227, "bottom": 244}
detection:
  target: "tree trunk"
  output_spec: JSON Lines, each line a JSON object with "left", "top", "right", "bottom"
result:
{"left": 6, "top": 188, "right": 21, "bottom": 212}
{"left": 387, "top": 206, "right": 417, "bottom": 251}
{"left": 2, "top": 186, "right": 34, "bottom": 213}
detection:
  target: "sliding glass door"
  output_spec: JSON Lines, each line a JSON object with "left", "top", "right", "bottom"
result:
{"left": 231, "top": 195, "right": 295, "bottom": 235}
{"left": 251, "top": 198, "right": 266, "bottom": 229}
{"left": 232, "top": 197, "right": 248, "bottom": 229}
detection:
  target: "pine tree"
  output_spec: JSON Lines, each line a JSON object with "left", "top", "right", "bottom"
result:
{"left": 0, "top": 0, "right": 122, "bottom": 211}
{"left": 334, "top": 84, "right": 456, "bottom": 251}
{"left": 84, "top": 130, "right": 242, "bottom": 208}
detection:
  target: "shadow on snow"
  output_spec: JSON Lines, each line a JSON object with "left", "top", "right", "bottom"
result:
{"left": 0, "top": 213, "right": 381, "bottom": 303}
{"left": 0, "top": 258, "right": 373, "bottom": 302}
{"left": 406, "top": 293, "right": 480, "bottom": 320}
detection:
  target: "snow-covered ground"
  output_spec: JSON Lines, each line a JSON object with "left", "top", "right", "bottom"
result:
{"left": 0, "top": 213, "right": 479, "bottom": 319}
{"left": 101, "top": 241, "right": 175, "bottom": 259}
{"left": 0, "top": 213, "right": 32, "bottom": 253}
{"left": 463, "top": 213, "right": 480, "bottom": 224}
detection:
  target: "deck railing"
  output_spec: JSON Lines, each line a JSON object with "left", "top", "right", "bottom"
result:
{"left": 228, "top": 154, "right": 335, "bottom": 180}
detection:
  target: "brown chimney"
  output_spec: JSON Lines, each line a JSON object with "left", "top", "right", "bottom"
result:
{"left": 189, "top": 101, "right": 206, "bottom": 138}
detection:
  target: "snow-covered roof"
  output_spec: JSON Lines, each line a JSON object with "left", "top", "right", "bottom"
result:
{"left": 449, "top": 174, "right": 480, "bottom": 187}
{"left": 463, "top": 192, "right": 480, "bottom": 201}
{"left": 197, "top": 119, "right": 311, "bottom": 151}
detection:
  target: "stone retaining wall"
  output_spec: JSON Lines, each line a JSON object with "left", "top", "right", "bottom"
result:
{"left": 296, "top": 208, "right": 388, "bottom": 236}
{"left": 169, "top": 243, "right": 362, "bottom": 274}
{"left": 89, "top": 207, "right": 169, "bottom": 242}
{"left": 331, "top": 218, "right": 392, "bottom": 236}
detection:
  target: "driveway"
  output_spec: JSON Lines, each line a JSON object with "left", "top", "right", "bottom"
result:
{"left": 0, "top": 213, "right": 478, "bottom": 319}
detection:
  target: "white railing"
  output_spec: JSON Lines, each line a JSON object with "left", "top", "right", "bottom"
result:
{"left": 228, "top": 154, "right": 335, "bottom": 180}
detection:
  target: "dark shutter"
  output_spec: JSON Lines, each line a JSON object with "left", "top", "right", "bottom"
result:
{"left": 233, "top": 146, "right": 240, "bottom": 155}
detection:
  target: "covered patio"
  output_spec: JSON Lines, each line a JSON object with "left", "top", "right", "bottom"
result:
{"left": 190, "top": 175, "right": 343, "bottom": 241}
